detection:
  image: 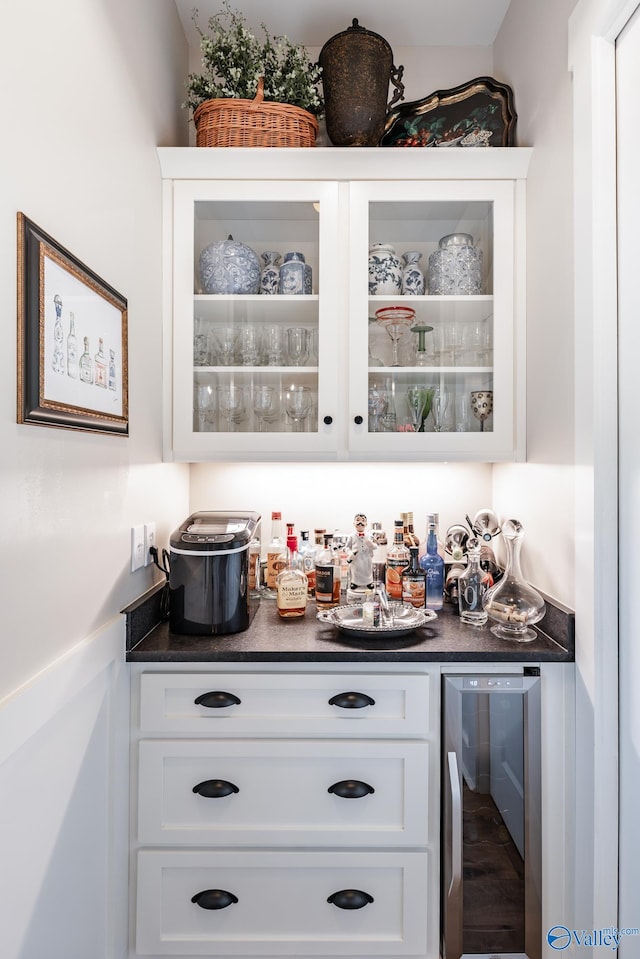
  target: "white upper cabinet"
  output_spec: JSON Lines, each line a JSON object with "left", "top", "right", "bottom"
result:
{"left": 159, "top": 148, "right": 531, "bottom": 462}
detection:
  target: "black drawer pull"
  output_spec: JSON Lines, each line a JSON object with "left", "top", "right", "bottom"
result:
{"left": 193, "top": 779, "right": 240, "bottom": 798}
{"left": 194, "top": 691, "right": 241, "bottom": 709}
{"left": 328, "top": 691, "right": 375, "bottom": 709}
{"left": 191, "top": 889, "right": 238, "bottom": 910}
{"left": 328, "top": 889, "right": 374, "bottom": 910}
{"left": 328, "top": 779, "right": 375, "bottom": 799}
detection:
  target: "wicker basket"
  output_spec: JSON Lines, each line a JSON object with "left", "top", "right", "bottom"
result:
{"left": 194, "top": 78, "right": 318, "bottom": 148}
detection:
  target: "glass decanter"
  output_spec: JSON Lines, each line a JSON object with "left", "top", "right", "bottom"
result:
{"left": 483, "top": 519, "right": 546, "bottom": 642}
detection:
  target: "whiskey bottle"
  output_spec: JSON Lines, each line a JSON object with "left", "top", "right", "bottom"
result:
{"left": 419, "top": 514, "right": 445, "bottom": 610}
{"left": 402, "top": 546, "right": 426, "bottom": 608}
{"left": 79, "top": 336, "right": 93, "bottom": 384}
{"left": 405, "top": 511, "right": 420, "bottom": 548}
{"left": 265, "top": 511, "right": 285, "bottom": 597}
{"left": 66, "top": 312, "right": 78, "bottom": 378}
{"left": 276, "top": 537, "right": 307, "bottom": 619}
{"left": 385, "top": 520, "right": 410, "bottom": 601}
{"left": 315, "top": 534, "right": 341, "bottom": 608}
{"left": 94, "top": 337, "right": 107, "bottom": 388}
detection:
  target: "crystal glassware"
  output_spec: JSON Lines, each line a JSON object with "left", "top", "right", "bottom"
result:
{"left": 375, "top": 306, "right": 416, "bottom": 367}
{"left": 368, "top": 387, "right": 388, "bottom": 432}
{"left": 194, "top": 383, "right": 215, "bottom": 432}
{"left": 406, "top": 385, "right": 434, "bottom": 432}
{"left": 284, "top": 385, "right": 312, "bottom": 431}
{"left": 252, "top": 385, "right": 274, "bottom": 432}
{"left": 263, "top": 325, "right": 286, "bottom": 366}
{"left": 238, "top": 325, "right": 262, "bottom": 366}
{"left": 432, "top": 388, "right": 451, "bottom": 432}
{"left": 193, "top": 315, "right": 209, "bottom": 366}
{"left": 213, "top": 327, "right": 238, "bottom": 366}
{"left": 286, "top": 327, "right": 310, "bottom": 366}
{"left": 216, "top": 386, "right": 246, "bottom": 431}
{"left": 483, "top": 519, "right": 546, "bottom": 642}
{"left": 454, "top": 392, "right": 471, "bottom": 432}
{"left": 471, "top": 389, "right": 493, "bottom": 431}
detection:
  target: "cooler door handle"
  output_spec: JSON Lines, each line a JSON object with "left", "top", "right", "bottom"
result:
{"left": 328, "top": 780, "right": 375, "bottom": 798}
{"left": 191, "top": 889, "right": 238, "bottom": 910}
{"left": 193, "top": 779, "right": 240, "bottom": 798}
{"left": 328, "top": 691, "right": 376, "bottom": 709}
{"left": 328, "top": 889, "right": 374, "bottom": 910}
{"left": 194, "top": 691, "right": 241, "bottom": 709}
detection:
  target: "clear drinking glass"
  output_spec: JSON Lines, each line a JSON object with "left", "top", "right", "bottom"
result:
{"left": 194, "top": 383, "right": 215, "bottom": 431}
{"left": 432, "top": 389, "right": 452, "bottom": 432}
{"left": 286, "top": 327, "right": 310, "bottom": 366}
{"left": 368, "top": 387, "right": 388, "bottom": 432}
{"left": 238, "top": 325, "right": 262, "bottom": 366}
{"left": 252, "top": 385, "right": 274, "bottom": 432}
{"left": 284, "top": 385, "right": 312, "bottom": 431}
{"left": 213, "top": 327, "right": 238, "bottom": 366}
{"left": 454, "top": 392, "right": 471, "bottom": 431}
{"left": 193, "top": 316, "right": 209, "bottom": 366}
{"left": 263, "top": 325, "right": 285, "bottom": 366}
{"left": 217, "top": 386, "right": 246, "bottom": 431}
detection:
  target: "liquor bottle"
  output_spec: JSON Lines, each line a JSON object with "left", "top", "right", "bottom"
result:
{"left": 419, "top": 514, "right": 445, "bottom": 610}
{"left": 276, "top": 539, "right": 307, "bottom": 619}
{"left": 315, "top": 534, "right": 341, "bottom": 608}
{"left": 333, "top": 532, "right": 350, "bottom": 594}
{"left": 108, "top": 349, "right": 117, "bottom": 391}
{"left": 265, "top": 511, "right": 285, "bottom": 596}
{"left": 79, "top": 336, "right": 93, "bottom": 384}
{"left": 314, "top": 528, "right": 326, "bottom": 547}
{"left": 298, "top": 530, "right": 317, "bottom": 598}
{"left": 248, "top": 536, "right": 262, "bottom": 597}
{"left": 385, "top": 520, "right": 410, "bottom": 601}
{"left": 94, "top": 337, "right": 107, "bottom": 388}
{"left": 402, "top": 512, "right": 419, "bottom": 549}
{"left": 66, "top": 312, "right": 78, "bottom": 378}
{"left": 402, "top": 546, "right": 426, "bottom": 608}
{"left": 370, "top": 521, "right": 388, "bottom": 584}
{"left": 458, "top": 542, "right": 489, "bottom": 626}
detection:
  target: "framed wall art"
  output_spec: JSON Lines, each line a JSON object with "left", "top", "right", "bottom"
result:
{"left": 381, "top": 76, "right": 517, "bottom": 148}
{"left": 17, "top": 213, "right": 128, "bottom": 435}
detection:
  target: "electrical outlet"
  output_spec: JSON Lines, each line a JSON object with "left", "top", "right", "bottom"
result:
{"left": 144, "top": 522, "right": 156, "bottom": 567}
{"left": 131, "top": 526, "right": 145, "bottom": 572}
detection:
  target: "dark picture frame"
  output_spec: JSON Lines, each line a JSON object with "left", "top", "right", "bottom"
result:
{"left": 17, "top": 213, "right": 128, "bottom": 436}
{"left": 381, "top": 76, "right": 517, "bottom": 148}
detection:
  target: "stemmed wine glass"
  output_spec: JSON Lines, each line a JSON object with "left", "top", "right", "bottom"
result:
{"left": 375, "top": 306, "right": 416, "bottom": 367}
{"left": 216, "top": 386, "right": 245, "bottom": 431}
{"left": 368, "top": 387, "right": 388, "bottom": 432}
{"left": 252, "top": 385, "right": 274, "bottom": 432}
{"left": 284, "top": 385, "right": 312, "bottom": 431}
{"left": 470, "top": 390, "right": 493, "bottom": 432}
{"left": 406, "top": 386, "right": 434, "bottom": 433}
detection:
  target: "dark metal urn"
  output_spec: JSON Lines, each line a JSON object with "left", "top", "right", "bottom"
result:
{"left": 318, "top": 19, "right": 405, "bottom": 147}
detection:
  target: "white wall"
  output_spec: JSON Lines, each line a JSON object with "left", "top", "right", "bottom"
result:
{"left": 0, "top": 0, "right": 191, "bottom": 701}
{"left": 189, "top": 461, "right": 494, "bottom": 549}
{"left": 491, "top": 0, "right": 578, "bottom": 606}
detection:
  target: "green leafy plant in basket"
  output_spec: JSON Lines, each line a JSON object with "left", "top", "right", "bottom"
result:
{"left": 184, "top": 2, "right": 323, "bottom": 117}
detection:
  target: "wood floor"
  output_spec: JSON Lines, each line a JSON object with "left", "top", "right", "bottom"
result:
{"left": 462, "top": 783, "right": 525, "bottom": 955}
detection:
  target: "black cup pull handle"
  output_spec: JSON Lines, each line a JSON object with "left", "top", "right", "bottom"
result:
{"left": 328, "top": 691, "right": 376, "bottom": 709}
{"left": 191, "top": 889, "right": 238, "bottom": 910}
{"left": 353, "top": 415, "right": 364, "bottom": 425}
{"left": 193, "top": 779, "right": 240, "bottom": 798}
{"left": 328, "top": 889, "right": 374, "bottom": 910}
{"left": 323, "top": 415, "right": 333, "bottom": 425}
{"left": 194, "top": 691, "right": 241, "bottom": 709}
{"left": 328, "top": 779, "right": 375, "bottom": 799}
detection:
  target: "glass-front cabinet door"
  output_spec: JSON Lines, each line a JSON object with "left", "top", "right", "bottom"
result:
{"left": 348, "top": 180, "right": 519, "bottom": 460}
{"left": 170, "top": 180, "right": 342, "bottom": 460}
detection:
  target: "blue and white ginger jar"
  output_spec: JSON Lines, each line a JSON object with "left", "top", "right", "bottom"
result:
{"left": 199, "top": 235, "right": 260, "bottom": 295}
{"left": 368, "top": 243, "right": 402, "bottom": 295}
{"left": 279, "top": 251, "right": 307, "bottom": 295}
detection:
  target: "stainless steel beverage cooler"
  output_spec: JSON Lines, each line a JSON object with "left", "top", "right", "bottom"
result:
{"left": 441, "top": 672, "right": 542, "bottom": 959}
{"left": 169, "top": 511, "right": 260, "bottom": 635}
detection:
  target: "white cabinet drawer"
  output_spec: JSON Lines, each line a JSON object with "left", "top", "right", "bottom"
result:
{"left": 136, "top": 849, "right": 429, "bottom": 956}
{"left": 138, "top": 672, "right": 430, "bottom": 738}
{"left": 137, "top": 739, "right": 429, "bottom": 846}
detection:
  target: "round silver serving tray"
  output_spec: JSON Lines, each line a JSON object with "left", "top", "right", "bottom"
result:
{"left": 317, "top": 603, "right": 437, "bottom": 639}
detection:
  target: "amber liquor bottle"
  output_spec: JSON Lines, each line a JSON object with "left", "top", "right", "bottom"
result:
{"left": 385, "top": 520, "right": 410, "bottom": 601}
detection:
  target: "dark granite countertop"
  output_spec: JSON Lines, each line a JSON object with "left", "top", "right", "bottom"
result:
{"left": 124, "top": 583, "right": 574, "bottom": 664}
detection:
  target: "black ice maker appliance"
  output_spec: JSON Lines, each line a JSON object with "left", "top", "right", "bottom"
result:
{"left": 169, "top": 510, "right": 260, "bottom": 635}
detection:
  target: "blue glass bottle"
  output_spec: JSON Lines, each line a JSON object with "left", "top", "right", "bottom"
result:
{"left": 419, "top": 513, "right": 444, "bottom": 610}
